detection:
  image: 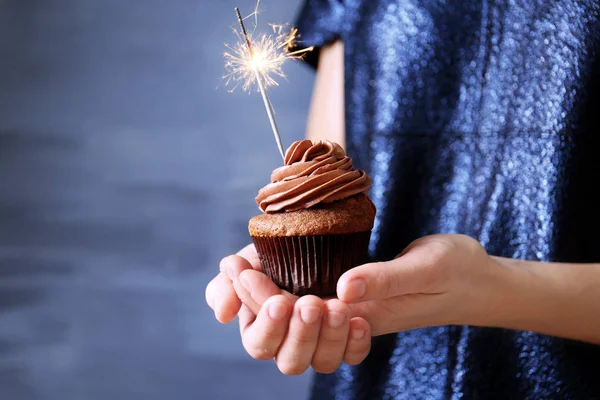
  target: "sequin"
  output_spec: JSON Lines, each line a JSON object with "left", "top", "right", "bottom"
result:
{"left": 296, "top": 0, "right": 600, "bottom": 398}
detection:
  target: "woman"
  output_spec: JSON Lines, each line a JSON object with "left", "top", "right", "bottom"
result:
{"left": 206, "top": 0, "right": 600, "bottom": 398}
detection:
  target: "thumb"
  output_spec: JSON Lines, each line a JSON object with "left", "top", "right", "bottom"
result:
{"left": 337, "top": 251, "right": 431, "bottom": 303}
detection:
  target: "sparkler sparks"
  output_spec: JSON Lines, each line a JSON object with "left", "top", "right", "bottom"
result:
{"left": 223, "top": 0, "right": 314, "bottom": 92}
{"left": 223, "top": 2, "right": 313, "bottom": 160}
{"left": 224, "top": 25, "right": 314, "bottom": 92}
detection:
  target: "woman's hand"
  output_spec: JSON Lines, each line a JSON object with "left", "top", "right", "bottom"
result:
{"left": 339, "top": 234, "right": 600, "bottom": 344}
{"left": 336, "top": 234, "right": 498, "bottom": 335}
{"left": 205, "top": 245, "right": 372, "bottom": 375}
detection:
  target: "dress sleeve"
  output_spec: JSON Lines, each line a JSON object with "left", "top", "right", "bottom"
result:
{"left": 293, "top": 0, "right": 346, "bottom": 68}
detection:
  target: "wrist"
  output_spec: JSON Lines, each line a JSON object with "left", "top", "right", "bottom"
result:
{"left": 469, "top": 255, "right": 539, "bottom": 329}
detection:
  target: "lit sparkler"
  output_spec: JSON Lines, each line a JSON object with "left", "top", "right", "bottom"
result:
{"left": 224, "top": 2, "right": 314, "bottom": 160}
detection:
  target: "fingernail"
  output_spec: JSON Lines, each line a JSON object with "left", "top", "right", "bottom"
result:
{"left": 268, "top": 303, "right": 288, "bottom": 321}
{"left": 300, "top": 306, "right": 322, "bottom": 324}
{"left": 328, "top": 311, "right": 346, "bottom": 328}
{"left": 351, "top": 329, "right": 366, "bottom": 340}
{"left": 345, "top": 279, "right": 366, "bottom": 300}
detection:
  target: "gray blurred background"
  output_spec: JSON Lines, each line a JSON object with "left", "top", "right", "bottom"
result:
{"left": 0, "top": 0, "right": 315, "bottom": 399}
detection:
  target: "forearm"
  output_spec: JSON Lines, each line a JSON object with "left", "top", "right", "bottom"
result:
{"left": 305, "top": 40, "right": 345, "bottom": 146}
{"left": 482, "top": 256, "right": 600, "bottom": 344}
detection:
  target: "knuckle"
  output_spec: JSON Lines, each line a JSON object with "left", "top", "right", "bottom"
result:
{"left": 219, "top": 255, "right": 233, "bottom": 272}
{"left": 264, "top": 330, "right": 284, "bottom": 342}
{"left": 243, "top": 341, "right": 275, "bottom": 360}
{"left": 424, "top": 240, "right": 450, "bottom": 266}
{"left": 346, "top": 343, "right": 371, "bottom": 362}
{"left": 258, "top": 325, "right": 287, "bottom": 344}
{"left": 312, "top": 359, "right": 340, "bottom": 374}
{"left": 253, "top": 350, "right": 274, "bottom": 361}
{"left": 344, "top": 352, "right": 368, "bottom": 366}
{"left": 289, "top": 331, "right": 318, "bottom": 346}
{"left": 419, "top": 239, "right": 454, "bottom": 287}
{"left": 242, "top": 332, "right": 278, "bottom": 360}
{"left": 319, "top": 331, "right": 347, "bottom": 346}
{"left": 372, "top": 265, "right": 397, "bottom": 298}
{"left": 344, "top": 332, "right": 372, "bottom": 365}
{"left": 277, "top": 360, "right": 307, "bottom": 376}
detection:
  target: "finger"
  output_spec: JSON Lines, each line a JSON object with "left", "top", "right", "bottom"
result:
{"left": 343, "top": 317, "right": 372, "bottom": 365}
{"left": 235, "top": 269, "right": 297, "bottom": 315}
{"left": 311, "top": 299, "right": 350, "bottom": 374}
{"left": 274, "top": 295, "right": 324, "bottom": 375}
{"left": 220, "top": 254, "right": 254, "bottom": 282}
{"left": 238, "top": 304, "right": 256, "bottom": 334}
{"left": 236, "top": 244, "right": 262, "bottom": 271}
{"left": 337, "top": 249, "right": 435, "bottom": 302}
{"left": 205, "top": 272, "right": 241, "bottom": 324}
{"left": 240, "top": 295, "right": 292, "bottom": 361}
{"left": 232, "top": 273, "right": 261, "bottom": 313}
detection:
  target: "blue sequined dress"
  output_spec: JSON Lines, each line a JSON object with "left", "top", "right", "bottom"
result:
{"left": 295, "top": 0, "right": 600, "bottom": 399}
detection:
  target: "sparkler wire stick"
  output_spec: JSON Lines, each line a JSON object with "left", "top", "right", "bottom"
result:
{"left": 235, "top": 7, "right": 286, "bottom": 160}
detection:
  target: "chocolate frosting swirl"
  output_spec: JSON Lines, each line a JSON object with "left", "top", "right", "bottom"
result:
{"left": 256, "top": 140, "right": 372, "bottom": 213}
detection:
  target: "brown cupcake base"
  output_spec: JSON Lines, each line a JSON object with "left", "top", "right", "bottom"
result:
{"left": 252, "top": 232, "right": 371, "bottom": 297}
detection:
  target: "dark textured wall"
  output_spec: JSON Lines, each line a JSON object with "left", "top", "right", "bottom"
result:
{"left": 0, "top": 0, "right": 314, "bottom": 398}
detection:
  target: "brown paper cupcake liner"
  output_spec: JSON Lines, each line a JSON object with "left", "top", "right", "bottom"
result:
{"left": 251, "top": 232, "right": 371, "bottom": 297}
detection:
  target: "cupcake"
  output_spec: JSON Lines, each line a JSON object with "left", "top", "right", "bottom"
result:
{"left": 249, "top": 140, "right": 376, "bottom": 297}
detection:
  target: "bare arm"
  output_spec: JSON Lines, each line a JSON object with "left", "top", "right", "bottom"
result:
{"left": 486, "top": 257, "right": 600, "bottom": 344}
{"left": 306, "top": 40, "right": 345, "bottom": 147}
